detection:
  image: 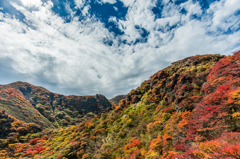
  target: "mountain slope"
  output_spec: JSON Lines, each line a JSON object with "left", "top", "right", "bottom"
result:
{"left": 0, "top": 88, "right": 54, "bottom": 129}
{"left": 109, "top": 95, "right": 126, "bottom": 106}
{"left": 0, "top": 108, "right": 42, "bottom": 144}
{"left": 0, "top": 82, "right": 112, "bottom": 128}
{"left": 1, "top": 51, "right": 240, "bottom": 159}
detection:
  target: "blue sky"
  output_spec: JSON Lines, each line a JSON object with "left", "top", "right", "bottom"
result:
{"left": 0, "top": 0, "right": 240, "bottom": 98}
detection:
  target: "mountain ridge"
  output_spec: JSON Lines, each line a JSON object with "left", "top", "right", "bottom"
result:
{"left": 0, "top": 51, "right": 240, "bottom": 158}
{"left": 0, "top": 81, "right": 112, "bottom": 129}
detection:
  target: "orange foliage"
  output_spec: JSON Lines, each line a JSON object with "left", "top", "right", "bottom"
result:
{"left": 178, "top": 111, "right": 191, "bottom": 128}
{"left": 199, "top": 140, "right": 221, "bottom": 153}
{"left": 149, "top": 135, "right": 162, "bottom": 151}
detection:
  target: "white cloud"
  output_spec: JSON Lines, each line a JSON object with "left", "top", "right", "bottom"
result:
{"left": 119, "top": 0, "right": 136, "bottom": 7}
{"left": 209, "top": 0, "right": 240, "bottom": 32}
{"left": 0, "top": 0, "right": 240, "bottom": 98}
{"left": 19, "top": 0, "right": 42, "bottom": 8}
{"left": 74, "top": 0, "right": 86, "bottom": 9}
{"left": 100, "top": 0, "right": 117, "bottom": 4}
{"left": 82, "top": 5, "right": 90, "bottom": 16}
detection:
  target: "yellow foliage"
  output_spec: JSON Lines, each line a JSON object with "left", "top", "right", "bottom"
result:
{"left": 56, "top": 136, "right": 65, "bottom": 142}
{"left": 89, "top": 135, "right": 96, "bottom": 141}
{"left": 209, "top": 76, "right": 229, "bottom": 85}
{"left": 140, "top": 148, "right": 147, "bottom": 156}
{"left": 139, "top": 108, "right": 146, "bottom": 115}
{"left": 70, "top": 125, "right": 76, "bottom": 131}
{"left": 117, "top": 125, "right": 122, "bottom": 129}
{"left": 115, "top": 106, "right": 121, "bottom": 111}
{"left": 34, "top": 155, "right": 41, "bottom": 159}
{"left": 146, "top": 150, "right": 159, "bottom": 158}
{"left": 149, "top": 135, "right": 162, "bottom": 151}
{"left": 203, "top": 63, "right": 210, "bottom": 69}
{"left": 146, "top": 122, "right": 154, "bottom": 133}
{"left": 0, "top": 153, "right": 5, "bottom": 157}
{"left": 193, "top": 150, "right": 211, "bottom": 159}
{"left": 0, "top": 150, "right": 7, "bottom": 156}
{"left": 153, "top": 120, "right": 161, "bottom": 125}
{"left": 230, "top": 90, "right": 240, "bottom": 105}
{"left": 232, "top": 112, "right": 240, "bottom": 119}
{"left": 230, "top": 90, "right": 240, "bottom": 98}
{"left": 87, "top": 123, "right": 94, "bottom": 129}
{"left": 77, "top": 149, "right": 84, "bottom": 158}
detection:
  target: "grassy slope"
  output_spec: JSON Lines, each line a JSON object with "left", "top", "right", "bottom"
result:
{"left": 1, "top": 51, "right": 240, "bottom": 159}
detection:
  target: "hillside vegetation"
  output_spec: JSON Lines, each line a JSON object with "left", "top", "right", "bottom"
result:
{"left": 1, "top": 51, "right": 240, "bottom": 159}
{"left": 0, "top": 82, "right": 112, "bottom": 129}
{"left": 109, "top": 95, "right": 126, "bottom": 106}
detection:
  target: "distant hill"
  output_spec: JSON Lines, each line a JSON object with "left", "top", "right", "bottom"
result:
{"left": 109, "top": 95, "right": 126, "bottom": 105}
{"left": 0, "top": 82, "right": 112, "bottom": 129}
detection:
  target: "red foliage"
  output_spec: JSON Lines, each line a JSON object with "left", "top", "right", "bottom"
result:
{"left": 125, "top": 137, "right": 142, "bottom": 150}
{"left": 173, "top": 141, "right": 187, "bottom": 151}
{"left": 179, "top": 96, "right": 202, "bottom": 111}
{"left": 35, "top": 145, "right": 46, "bottom": 153}
{"left": 128, "top": 149, "right": 141, "bottom": 159}
{"left": 25, "top": 148, "right": 38, "bottom": 156}
{"left": 161, "top": 107, "right": 171, "bottom": 113}
{"left": 222, "top": 143, "right": 240, "bottom": 157}
{"left": 172, "top": 150, "right": 196, "bottom": 159}
{"left": 29, "top": 138, "right": 39, "bottom": 145}
{"left": 187, "top": 51, "right": 240, "bottom": 141}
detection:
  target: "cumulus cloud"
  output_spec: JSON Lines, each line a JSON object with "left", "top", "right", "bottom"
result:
{"left": 0, "top": 0, "right": 240, "bottom": 98}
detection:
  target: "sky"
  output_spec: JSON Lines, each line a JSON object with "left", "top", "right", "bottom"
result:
{"left": 0, "top": 0, "right": 240, "bottom": 98}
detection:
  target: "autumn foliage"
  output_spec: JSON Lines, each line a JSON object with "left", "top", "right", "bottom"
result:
{"left": 1, "top": 51, "right": 240, "bottom": 158}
